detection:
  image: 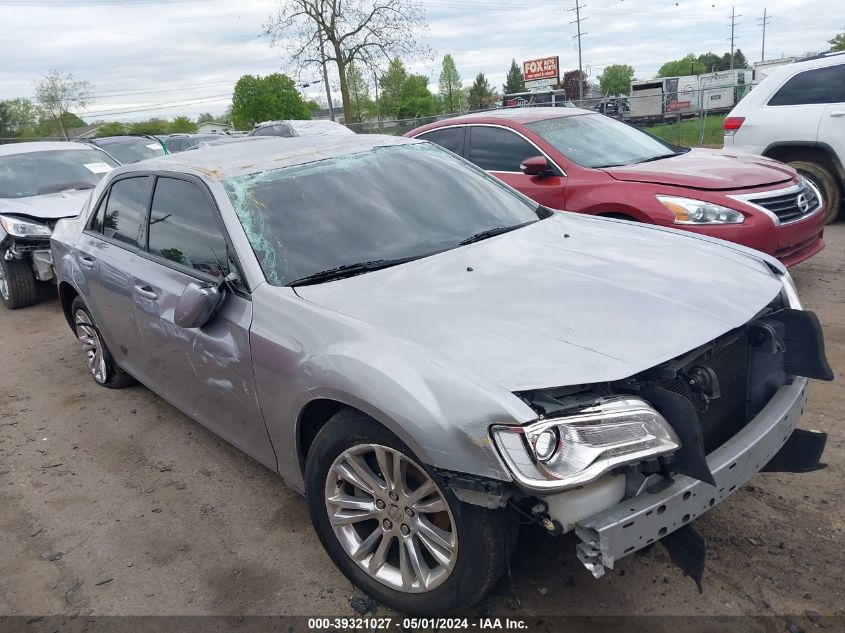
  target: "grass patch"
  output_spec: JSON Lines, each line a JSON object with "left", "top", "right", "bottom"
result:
{"left": 642, "top": 115, "right": 726, "bottom": 148}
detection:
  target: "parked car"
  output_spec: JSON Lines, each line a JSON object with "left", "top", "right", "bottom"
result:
{"left": 85, "top": 135, "right": 168, "bottom": 164}
{"left": 723, "top": 51, "right": 845, "bottom": 223}
{"left": 407, "top": 107, "right": 827, "bottom": 267}
{"left": 247, "top": 119, "right": 354, "bottom": 137}
{"left": 51, "top": 135, "right": 832, "bottom": 615}
{"left": 0, "top": 141, "right": 119, "bottom": 309}
{"left": 163, "top": 133, "right": 229, "bottom": 153}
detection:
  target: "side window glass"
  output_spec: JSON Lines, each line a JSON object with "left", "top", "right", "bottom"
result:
{"left": 101, "top": 176, "right": 151, "bottom": 248}
{"left": 147, "top": 177, "right": 229, "bottom": 278}
{"left": 468, "top": 127, "right": 539, "bottom": 172}
{"left": 768, "top": 66, "right": 845, "bottom": 106}
{"left": 89, "top": 190, "right": 110, "bottom": 233}
{"left": 418, "top": 127, "right": 466, "bottom": 155}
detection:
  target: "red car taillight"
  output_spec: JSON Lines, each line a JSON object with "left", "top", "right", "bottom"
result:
{"left": 723, "top": 116, "right": 745, "bottom": 135}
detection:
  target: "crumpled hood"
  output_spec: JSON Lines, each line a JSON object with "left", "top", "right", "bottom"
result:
{"left": 602, "top": 148, "right": 796, "bottom": 191}
{"left": 0, "top": 189, "right": 91, "bottom": 221}
{"left": 295, "top": 214, "right": 783, "bottom": 391}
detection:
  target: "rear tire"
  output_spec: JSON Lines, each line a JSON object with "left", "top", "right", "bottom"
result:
{"left": 789, "top": 160, "right": 842, "bottom": 224}
{"left": 0, "top": 256, "right": 38, "bottom": 310}
{"left": 304, "top": 409, "right": 514, "bottom": 615}
{"left": 70, "top": 296, "right": 136, "bottom": 389}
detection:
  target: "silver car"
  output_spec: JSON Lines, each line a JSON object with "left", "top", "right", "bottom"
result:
{"left": 0, "top": 142, "right": 119, "bottom": 308}
{"left": 51, "top": 135, "right": 833, "bottom": 615}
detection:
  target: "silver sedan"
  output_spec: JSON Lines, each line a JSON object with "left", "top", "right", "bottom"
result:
{"left": 50, "top": 135, "right": 832, "bottom": 614}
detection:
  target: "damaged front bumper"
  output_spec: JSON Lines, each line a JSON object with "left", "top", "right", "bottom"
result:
{"left": 574, "top": 375, "right": 815, "bottom": 581}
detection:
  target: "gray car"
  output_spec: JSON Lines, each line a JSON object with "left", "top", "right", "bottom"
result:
{"left": 1, "top": 142, "right": 119, "bottom": 309}
{"left": 50, "top": 135, "right": 833, "bottom": 615}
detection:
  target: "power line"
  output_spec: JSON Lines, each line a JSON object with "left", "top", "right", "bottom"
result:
{"left": 758, "top": 8, "right": 773, "bottom": 62}
{"left": 81, "top": 93, "right": 232, "bottom": 118}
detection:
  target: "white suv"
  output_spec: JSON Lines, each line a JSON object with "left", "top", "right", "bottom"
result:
{"left": 724, "top": 52, "right": 845, "bottom": 223}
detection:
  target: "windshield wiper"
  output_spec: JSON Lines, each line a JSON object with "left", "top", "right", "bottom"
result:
{"left": 286, "top": 255, "right": 423, "bottom": 287}
{"left": 458, "top": 221, "right": 536, "bottom": 246}
{"left": 636, "top": 152, "right": 680, "bottom": 164}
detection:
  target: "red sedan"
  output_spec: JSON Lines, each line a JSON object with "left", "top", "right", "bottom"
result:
{"left": 407, "top": 108, "right": 826, "bottom": 267}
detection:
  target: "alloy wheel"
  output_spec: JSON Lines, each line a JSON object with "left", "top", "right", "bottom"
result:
{"left": 74, "top": 310, "right": 107, "bottom": 383}
{"left": 325, "top": 443, "right": 458, "bottom": 593}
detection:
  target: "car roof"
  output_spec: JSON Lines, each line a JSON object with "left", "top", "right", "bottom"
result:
{"left": 438, "top": 106, "right": 593, "bottom": 125}
{"left": 122, "top": 134, "right": 419, "bottom": 181}
{"left": 0, "top": 141, "right": 99, "bottom": 157}
{"left": 90, "top": 136, "right": 157, "bottom": 145}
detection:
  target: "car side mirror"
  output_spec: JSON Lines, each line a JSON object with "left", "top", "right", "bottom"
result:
{"left": 174, "top": 281, "right": 224, "bottom": 329}
{"left": 520, "top": 155, "right": 553, "bottom": 178}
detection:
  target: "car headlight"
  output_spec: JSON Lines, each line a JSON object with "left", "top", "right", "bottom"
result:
{"left": 0, "top": 215, "right": 52, "bottom": 238}
{"left": 781, "top": 270, "right": 802, "bottom": 309}
{"left": 657, "top": 195, "right": 745, "bottom": 224}
{"left": 491, "top": 396, "right": 680, "bottom": 492}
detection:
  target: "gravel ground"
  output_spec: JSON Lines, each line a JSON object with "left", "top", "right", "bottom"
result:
{"left": 0, "top": 224, "right": 843, "bottom": 631}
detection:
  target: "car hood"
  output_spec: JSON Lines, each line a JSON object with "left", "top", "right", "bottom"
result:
{"left": 0, "top": 189, "right": 91, "bottom": 221}
{"left": 601, "top": 148, "right": 795, "bottom": 191}
{"left": 295, "top": 214, "right": 783, "bottom": 391}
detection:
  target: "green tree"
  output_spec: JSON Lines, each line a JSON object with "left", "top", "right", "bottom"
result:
{"left": 170, "top": 115, "right": 197, "bottom": 133}
{"left": 39, "top": 111, "right": 86, "bottom": 138}
{"left": 94, "top": 121, "right": 128, "bottom": 137}
{"left": 562, "top": 69, "right": 588, "bottom": 100}
{"left": 131, "top": 118, "right": 171, "bottom": 135}
{"left": 466, "top": 72, "right": 494, "bottom": 111}
{"left": 729, "top": 49, "right": 748, "bottom": 69}
{"left": 377, "top": 59, "right": 436, "bottom": 119}
{"left": 34, "top": 69, "right": 91, "bottom": 140}
{"left": 0, "top": 98, "right": 41, "bottom": 137}
{"left": 597, "top": 64, "right": 635, "bottom": 96}
{"left": 658, "top": 54, "right": 706, "bottom": 77}
{"left": 197, "top": 112, "right": 215, "bottom": 124}
{"left": 230, "top": 73, "right": 312, "bottom": 130}
{"left": 503, "top": 59, "right": 524, "bottom": 94}
{"left": 830, "top": 31, "right": 845, "bottom": 51}
{"left": 378, "top": 58, "right": 408, "bottom": 119}
{"left": 438, "top": 54, "right": 464, "bottom": 113}
{"left": 264, "top": 0, "right": 428, "bottom": 125}
{"left": 346, "top": 62, "right": 374, "bottom": 124}
{"left": 696, "top": 52, "right": 726, "bottom": 72}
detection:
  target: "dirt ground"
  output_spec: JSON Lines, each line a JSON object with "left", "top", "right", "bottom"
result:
{"left": 1, "top": 225, "right": 843, "bottom": 631}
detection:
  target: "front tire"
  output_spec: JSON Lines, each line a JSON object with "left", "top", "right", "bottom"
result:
{"left": 305, "top": 409, "right": 513, "bottom": 615}
{"left": 789, "top": 160, "right": 842, "bottom": 224}
{"left": 70, "top": 296, "right": 136, "bottom": 389}
{"left": 0, "top": 256, "right": 38, "bottom": 309}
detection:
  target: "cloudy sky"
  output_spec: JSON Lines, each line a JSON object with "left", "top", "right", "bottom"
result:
{"left": 0, "top": 0, "right": 839, "bottom": 124}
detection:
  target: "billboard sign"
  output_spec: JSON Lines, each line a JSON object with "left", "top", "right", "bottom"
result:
{"left": 523, "top": 56, "right": 559, "bottom": 83}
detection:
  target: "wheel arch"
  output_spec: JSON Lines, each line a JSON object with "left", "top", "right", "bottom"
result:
{"left": 762, "top": 142, "right": 844, "bottom": 184}
{"left": 58, "top": 281, "right": 80, "bottom": 331}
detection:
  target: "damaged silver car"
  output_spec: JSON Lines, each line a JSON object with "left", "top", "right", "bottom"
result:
{"left": 50, "top": 135, "right": 833, "bottom": 615}
{"left": 0, "top": 142, "right": 118, "bottom": 309}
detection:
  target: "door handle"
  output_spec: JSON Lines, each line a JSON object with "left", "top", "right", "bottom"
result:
{"left": 79, "top": 256, "right": 95, "bottom": 269}
{"left": 133, "top": 285, "right": 158, "bottom": 301}
{"left": 830, "top": 110, "right": 845, "bottom": 117}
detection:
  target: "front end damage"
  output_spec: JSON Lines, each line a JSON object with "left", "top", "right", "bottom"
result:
{"left": 489, "top": 296, "right": 833, "bottom": 590}
{"left": 0, "top": 215, "right": 56, "bottom": 282}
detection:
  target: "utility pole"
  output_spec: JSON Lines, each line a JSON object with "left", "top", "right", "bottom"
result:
{"left": 727, "top": 6, "right": 742, "bottom": 70}
{"left": 373, "top": 71, "right": 381, "bottom": 132}
{"left": 569, "top": 0, "right": 588, "bottom": 101}
{"left": 318, "top": 33, "right": 335, "bottom": 121}
{"left": 758, "top": 8, "right": 772, "bottom": 62}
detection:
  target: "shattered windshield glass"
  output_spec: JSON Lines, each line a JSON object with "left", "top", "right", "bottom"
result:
{"left": 223, "top": 143, "right": 547, "bottom": 286}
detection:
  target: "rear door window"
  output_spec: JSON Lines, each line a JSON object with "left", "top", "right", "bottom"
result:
{"left": 97, "top": 176, "right": 152, "bottom": 248}
{"left": 768, "top": 65, "right": 845, "bottom": 106}
{"left": 416, "top": 127, "right": 466, "bottom": 156}
{"left": 147, "top": 177, "right": 229, "bottom": 277}
{"left": 467, "top": 126, "right": 539, "bottom": 172}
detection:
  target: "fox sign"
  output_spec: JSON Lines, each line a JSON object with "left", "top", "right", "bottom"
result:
{"left": 523, "top": 56, "right": 560, "bottom": 82}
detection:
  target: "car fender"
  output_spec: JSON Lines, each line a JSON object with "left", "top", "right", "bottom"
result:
{"left": 249, "top": 289, "right": 537, "bottom": 493}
